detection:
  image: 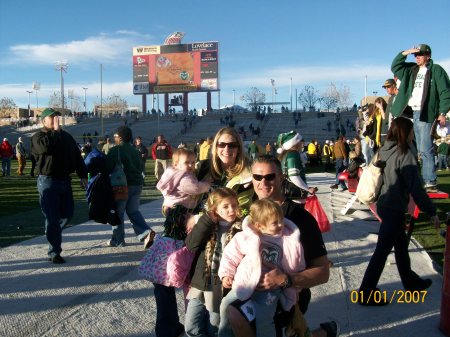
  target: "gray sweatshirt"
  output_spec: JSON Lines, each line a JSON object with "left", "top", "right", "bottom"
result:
{"left": 377, "top": 140, "right": 436, "bottom": 216}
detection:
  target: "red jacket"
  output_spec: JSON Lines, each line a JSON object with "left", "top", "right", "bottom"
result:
{"left": 151, "top": 141, "right": 172, "bottom": 160}
{"left": 0, "top": 140, "right": 14, "bottom": 158}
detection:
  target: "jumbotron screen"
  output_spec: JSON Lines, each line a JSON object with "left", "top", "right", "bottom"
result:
{"left": 132, "top": 41, "right": 219, "bottom": 94}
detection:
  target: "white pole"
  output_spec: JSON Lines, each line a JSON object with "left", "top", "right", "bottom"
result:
{"left": 290, "top": 77, "right": 292, "bottom": 112}
{"left": 364, "top": 75, "right": 367, "bottom": 106}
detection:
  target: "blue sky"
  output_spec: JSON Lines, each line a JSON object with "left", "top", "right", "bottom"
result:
{"left": 1, "top": 0, "right": 449, "bottom": 112}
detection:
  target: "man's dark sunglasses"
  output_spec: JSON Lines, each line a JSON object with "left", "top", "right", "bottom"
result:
{"left": 414, "top": 52, "right": 425, "bottom": 57}
{"left": 252, "top": 173, "right": 277, "bottom": 181}
{"left": 217, "top": 142, "right": 238, "bottom": 149}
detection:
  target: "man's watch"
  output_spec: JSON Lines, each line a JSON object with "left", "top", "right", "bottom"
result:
{"left": 280, "top": 274, "right": 293, "bottom": 289}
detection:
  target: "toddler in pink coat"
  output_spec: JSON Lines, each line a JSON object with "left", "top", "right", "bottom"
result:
{"left": 156, "top": 148, "right": 211, "bottom": 238}
{"left": 218, "top": 198, "right": 306, "bottom": 337}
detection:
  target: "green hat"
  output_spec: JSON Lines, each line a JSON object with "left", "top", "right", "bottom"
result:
{"left": 417, "top": 44, "right": 431, "bottom": 55}
{"left": 41, "top": 108, "right": 60, "bottom": 119}
{"left": 276, "top": 131, "right": 302, "bottom": 154}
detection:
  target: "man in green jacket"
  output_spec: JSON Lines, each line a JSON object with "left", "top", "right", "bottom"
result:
{"left": 391, "top": 44, "right": 450, "bottom": 191}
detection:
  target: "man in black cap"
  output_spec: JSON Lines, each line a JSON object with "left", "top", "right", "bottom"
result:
{"left": 381, "top": 78, "right": 398, "bottom": 135}
{"left": 32, "top": 108, "right": 88, "bottom": 264}
{"left": 391, "top": 44, "right": 450, "bottom": 192}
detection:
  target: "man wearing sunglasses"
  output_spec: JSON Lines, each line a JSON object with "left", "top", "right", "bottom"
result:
{"left": 391, "top": 44, "right": 450, "bottom": 192}
{"left": 227, "top": 155, "right": 338, "bottom": 337}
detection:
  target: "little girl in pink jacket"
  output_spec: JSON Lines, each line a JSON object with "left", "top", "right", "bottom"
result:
{"left": 218, "top": 198, "right": 305, "bottom": 337}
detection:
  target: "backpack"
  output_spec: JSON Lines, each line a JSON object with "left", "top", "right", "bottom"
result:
{"left": 355, "top": 151, "right": 386, "bottom": 205}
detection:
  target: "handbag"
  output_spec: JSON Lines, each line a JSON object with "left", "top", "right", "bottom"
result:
{"left": 109, "top": 149, "right": 128, "bottom": 201}
{"left": 166, "top": 246, "right": 196, "bottom": 288}
{"left": 355, "top": 151, "right": 386, "bottom": 205}
{"left": 304, "top": 195, "right": 331, "bottom": 232}
{"left": 138, "top": 234, "right": 184, "bottom": 286}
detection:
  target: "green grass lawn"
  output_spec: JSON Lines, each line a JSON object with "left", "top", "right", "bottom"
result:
{"left": 1, "top": 158, "right": 447, "bottom": 270}
{"left": 0, "top": 159, "right": 162, "bottom": 247}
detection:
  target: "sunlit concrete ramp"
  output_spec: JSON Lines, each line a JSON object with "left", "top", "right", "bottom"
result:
{"left": 0, "top": 173, "right": 446, "bottom": 337}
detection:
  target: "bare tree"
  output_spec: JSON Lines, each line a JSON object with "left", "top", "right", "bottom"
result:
{"left": 240, "top": 87, "right": 265, "bottom": 109}
{"left": 48, "top": 91, "right": 63, "bottom": 108}
{"left": 336, "top": 84, "right": 352, "bottom": 109}
{"left": 298, "top": 85, "right": 320, "bottom": 112}
{"left": 0, "top": 97, "right": 17, "bottom": 117}
{"left": 321, "top": 83, "right": 339, "bottom": 112}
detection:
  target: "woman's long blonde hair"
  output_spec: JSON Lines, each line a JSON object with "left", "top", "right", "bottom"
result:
{"left": 210, "top": 127, "right": 250, "bottom": 180}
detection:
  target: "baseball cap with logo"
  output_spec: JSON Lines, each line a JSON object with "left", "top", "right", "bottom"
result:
{"left": 40, "top": 108, "right": 61, "bottom": 119}
{"left": 416, "top": 44, "right": 431, "bottom": 55}
{"left": 382, "top": 79, "right": 396, "bottom": 88}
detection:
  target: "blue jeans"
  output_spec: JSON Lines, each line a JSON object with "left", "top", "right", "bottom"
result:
{"left": 111, "top": 185, "right": 150, "bottom": 245}
{"left": 2, "top": 157, "right": 11, "bottom": 176}
{"left": 413, "top": 111, "right": 436, "bottom": 184}
{"left": 37, "top": 176, "right": 74, "bottom": 257}
{"left": 335, "top": 158, "right": 347, "bottom": 188}
{"left": 185, "top": 298, "right": 219, "bottom": 337}
{"left": 153, "top": 283, "right": 184, "bottom": 337}
{"left": 438, "top": 154, "right": 448, "bottom": 170}
{"left": 361, "top": 140, "right": 373, "bottom": 165}
{"left": 219, "top": 289, "right": 280, "bottom": 337}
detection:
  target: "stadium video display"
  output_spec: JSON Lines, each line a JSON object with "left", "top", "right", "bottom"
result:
{"left": 132, "top": 41, "right": 219, "bottom": 94}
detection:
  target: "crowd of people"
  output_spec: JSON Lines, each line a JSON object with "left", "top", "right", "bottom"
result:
{"left": 1, "top": 42, "right": 449, "bottom": 337}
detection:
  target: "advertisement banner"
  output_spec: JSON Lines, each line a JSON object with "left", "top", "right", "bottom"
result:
{"left": 133, "top": 45, "right": 160, "bottom": 55}
{"left": 200, "top": 63, "right": 218, "bottom": 79}
{"left": 133, "top": 82, "right": 150, "bottom": 94}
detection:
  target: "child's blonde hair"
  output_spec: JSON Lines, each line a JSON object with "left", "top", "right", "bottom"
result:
{"left": 172, "top": 148, "right": 196, "bottom": 166}
{"left": 249, "top": 198, "right": 284, "bottom": 231}
{"left": 205, "top": 187, "right": 241, "bottom": 217}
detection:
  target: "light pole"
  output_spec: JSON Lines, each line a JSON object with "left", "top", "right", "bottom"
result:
{"left": 373, "top": 91, "right": 378, "bottom": 97}
{"left": 32, "top": 82, "right": 40, "bottom": 109}
{"left": 290, "top": 77, "right": 292, "bottom": 112}
{"left": 82, "top": 87, "right": 88, "bottom": 114}
{"left": 55, "top": 60, "right": 68, "bottom": 125}
{"left": 270, "top": 79, "right": 275, "bottom": 113}
{"left": 26, "top": 90, "right": 33, "bottom": 118}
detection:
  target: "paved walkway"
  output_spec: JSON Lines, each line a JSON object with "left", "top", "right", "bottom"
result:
{"left": 0, "top": 173, "right": 446, "bottom": 337}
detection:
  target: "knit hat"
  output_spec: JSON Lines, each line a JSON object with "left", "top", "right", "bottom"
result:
{"left": 18, "top": 137, "right": 22, "bottom": 142}
{"left": 3, "top": 138, "right": 8, "bottom": 142}
{"left": 276, "top": 131, "right": 302, "bottom": 154}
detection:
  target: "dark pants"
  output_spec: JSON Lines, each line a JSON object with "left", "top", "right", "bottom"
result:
{"left": 360, "top": 207, "right": 422, "bottom": 291}
{"left": 37, "top": 176, "right": 74, "bottom": 257}
{"left": 335, "top": 158, "right": 347, "bottom": 188}
{"left": 153, "top": 283, "right": 184, "bottom": 337}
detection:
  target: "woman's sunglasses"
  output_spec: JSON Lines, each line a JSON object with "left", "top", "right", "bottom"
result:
{"left": 217, "top": 142, "right": 238, "bottom": 149}
{"left": 252, "top": 173, "right": 277, "bottom": 181}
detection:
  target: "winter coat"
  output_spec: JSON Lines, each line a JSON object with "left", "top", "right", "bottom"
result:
{"left": 106, "top": 143, "right": 143, "bottom": 186}
{"left": 391, "top": 52, "right": 450, "bottom": 123}
{"left": 0, "top": 140, "right": 14, "bottom": 158}
{"left": 377, "top": 140, "right": 436, "bottom": 216}
{"left": 156, "top": 166, "right": 210, "bottom": 209}
{"left": 218, "top": 216, "right": 305, "bottom": 311}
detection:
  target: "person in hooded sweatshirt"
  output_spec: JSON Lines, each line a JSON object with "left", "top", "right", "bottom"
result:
{"left": 358, "top": 117, "right": 441, "bottom": 306}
